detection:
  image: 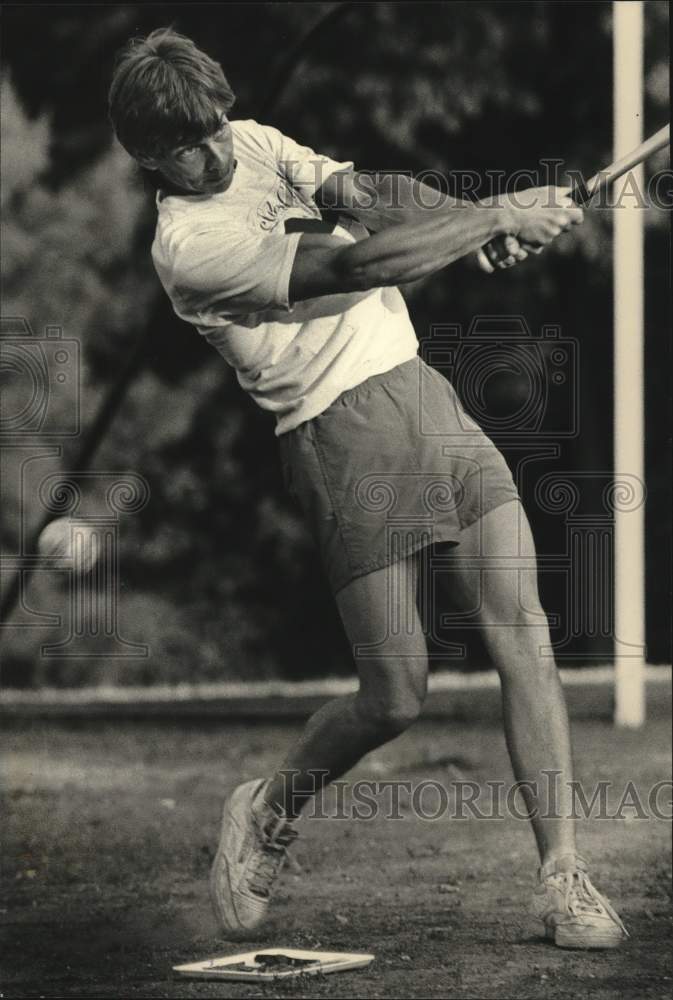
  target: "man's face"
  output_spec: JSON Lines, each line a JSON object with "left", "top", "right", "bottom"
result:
{"left": 143, "top": 110, "right": 237, "bottom": 195}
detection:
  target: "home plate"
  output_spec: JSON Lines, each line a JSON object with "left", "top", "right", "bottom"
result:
{"left": 173, "top": 948, "right": 375, "bottom": 981}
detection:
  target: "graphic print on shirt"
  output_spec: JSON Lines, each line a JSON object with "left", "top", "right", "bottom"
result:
{"left": 256, "top": 174, "right": 312, "bottom": 232}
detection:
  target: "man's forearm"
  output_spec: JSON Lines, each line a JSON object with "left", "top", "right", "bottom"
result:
{"left": 336, "top": 201, "right": 514, "bottom": 288}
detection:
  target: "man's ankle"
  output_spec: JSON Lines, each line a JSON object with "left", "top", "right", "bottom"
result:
{"left": 539, "top": 851, "right": 586, "bottom": 879}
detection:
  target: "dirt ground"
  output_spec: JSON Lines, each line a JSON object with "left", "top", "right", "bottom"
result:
{"left": 1, "top": 716, "right": 671, "bottom": 999}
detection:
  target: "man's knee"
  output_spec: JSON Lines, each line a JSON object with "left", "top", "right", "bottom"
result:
{"left": 355, "top": 680, "right": 426, "bottom": 737}
{"left": 358, "top": 698, "right": 424, "bottom": 737}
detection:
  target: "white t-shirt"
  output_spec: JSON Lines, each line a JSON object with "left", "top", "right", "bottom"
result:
{"left": 151, "top": 119, "right": 419, "bottom": 435}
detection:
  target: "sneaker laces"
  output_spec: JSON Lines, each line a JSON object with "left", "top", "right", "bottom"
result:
{"left": 245, "top": 810, "right": 298, "bottom": 899}
{"left": 548, "top": 867, "right": 629, "bottom": 938}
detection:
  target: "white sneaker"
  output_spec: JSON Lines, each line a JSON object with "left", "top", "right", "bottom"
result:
{"left": 210, "top": 778, "right": 298, "bottom": 934}
{"left": 531, "top": 854, "right": 629, "bottom": 949}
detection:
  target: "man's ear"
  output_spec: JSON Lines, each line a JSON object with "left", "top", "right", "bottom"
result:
{"left": 136, "top": 153, "right": 159, "bottom": 171}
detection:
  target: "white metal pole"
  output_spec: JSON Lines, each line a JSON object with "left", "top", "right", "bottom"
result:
{"left": 612, "top": 0, "right": 646, "bottom": 727}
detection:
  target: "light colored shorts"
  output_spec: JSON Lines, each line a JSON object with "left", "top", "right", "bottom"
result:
{"left": 278, "top": 356, "right": 520, "bottom": 595}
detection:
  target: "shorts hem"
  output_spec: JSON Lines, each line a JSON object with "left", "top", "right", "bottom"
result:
{"left": 331, "top": 525, "right": 460, "bottom": 596}
{"left": 330, "top": 494, "right": 522, "bottom": 596}
{"left": 457, "top": 492, "right": 521, "bottom": 532}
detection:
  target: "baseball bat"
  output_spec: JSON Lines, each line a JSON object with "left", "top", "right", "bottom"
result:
{"left": 480, "top": 123, "right": 670, "bottom": 266}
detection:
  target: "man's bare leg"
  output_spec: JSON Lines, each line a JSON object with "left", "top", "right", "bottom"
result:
{"left": 215, "top": 499, "right": 626, "bottom": 945}
{"left": 263, "top": 550, "right": 428, "bottom": 818}
{"left": 264, "top": 498, "right": 575, "bottom": 858}
{"left": 435, "top": 499, "right": 576, "bottom": 864}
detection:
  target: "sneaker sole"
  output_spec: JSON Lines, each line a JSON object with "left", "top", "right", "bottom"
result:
{"left": 209, "top": 831, "right": 246, "bottom": 935}
{"left": 545, "top": 923, "right": 626, "bottom": 950}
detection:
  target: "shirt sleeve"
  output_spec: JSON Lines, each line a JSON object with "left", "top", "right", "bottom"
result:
{"left": 253, "top": 122, "right": 354, "bottom": 202}
{"left": 169, "top": 226, "right": 303, "bottom": 321}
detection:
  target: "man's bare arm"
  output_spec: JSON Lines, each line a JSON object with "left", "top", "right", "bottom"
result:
{"left": 289, "top": 185, "right": 582, "bottom": 303}
{"left": 316, "top": 169, "right": 547, "bottom": 270}
{"left": 289, "top": 200, "right": 513, "bottom": 303}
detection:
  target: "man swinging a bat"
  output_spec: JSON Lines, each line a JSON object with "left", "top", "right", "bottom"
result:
{"left": 109, "top": 28, "right": 631, "bottom": 949}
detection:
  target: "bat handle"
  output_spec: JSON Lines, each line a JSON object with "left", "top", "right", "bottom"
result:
{"left": 479, "top": 178, "right": 590, "bottom": 265}
{"left": 569, "top": 176, "right": 592, "bottom": 206}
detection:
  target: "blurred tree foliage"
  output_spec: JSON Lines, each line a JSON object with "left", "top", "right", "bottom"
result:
{"left": 1, "top": 2, "right": 669, "bottom": 685}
